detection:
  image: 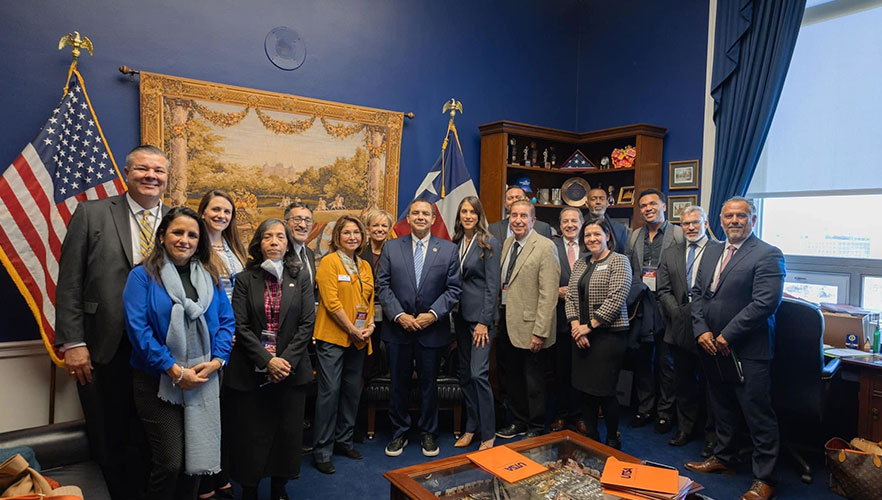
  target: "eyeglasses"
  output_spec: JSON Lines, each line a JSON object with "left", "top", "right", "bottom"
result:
{"left": 286, "top": 216, "right": 313, "bottom": 225}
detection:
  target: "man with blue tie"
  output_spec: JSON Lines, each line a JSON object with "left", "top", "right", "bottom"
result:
{"left": 685, "top": 197, "right": 785, "bottom": 500}
{"left": 376, "top": 199, "right": 462, "bottom": 457}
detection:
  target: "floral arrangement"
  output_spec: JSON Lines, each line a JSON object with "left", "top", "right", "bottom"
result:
{"left": 611, "top": 145, "right": 637, "bottom": 169}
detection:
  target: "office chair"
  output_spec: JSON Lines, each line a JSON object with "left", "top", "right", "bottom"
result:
{"left": 771, "top": 297, "right": 841, "bottom": 483}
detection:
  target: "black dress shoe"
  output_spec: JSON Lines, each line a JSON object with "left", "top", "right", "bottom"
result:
{"left": 314, "top": 460, "right": 335, "bottom": 474}
{"left": 606, "top": 432, "right": 622, "bottom": 450}
{"left": 701, "top": 439, "right": 716, "bottom": 458}
{"left": 496, "top": 423, "right": 527, "bottom": 439}
{"left": 334, "top": 446, "right": 363, "bottom": 460}
{"left": 629, "top": 412, "right": 652, "bottom": 428}
{"left": 654, "top": 418, "right": 673, "bottom": 434}
{"left": 668, "top": 431, "right": 691, "bottom": 446}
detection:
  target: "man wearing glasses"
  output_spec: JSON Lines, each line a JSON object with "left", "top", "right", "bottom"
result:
{"left": 284, "top": 202, "right": 317, "bottom": 286}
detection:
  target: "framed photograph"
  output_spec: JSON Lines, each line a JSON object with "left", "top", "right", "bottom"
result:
{"left": 669, "top": 195, "right": 699, "bottom": 223}
{"left": 139, "top": 71, "right": 404, "bottom": 259}
{"left": 610, "top": 217, "right": 632, "bottom": 230}
{"left": 617, "top": 185, "right": 635, "bottom": 205}
{"left": 668, "top": 160, "right": 700, "bottom": 190}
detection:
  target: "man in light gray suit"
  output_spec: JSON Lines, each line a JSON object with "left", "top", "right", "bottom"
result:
{"left": 488, "top": 185, "right": 552, "bottom": 243}
{"left": 494, "top": 200, "right": 560, "bottom": 439}
{"left": 55, "top": 145, "right": 170, "bottom": 499}
{"left": 625, "top": 188, "right": 683, "bottom": 434}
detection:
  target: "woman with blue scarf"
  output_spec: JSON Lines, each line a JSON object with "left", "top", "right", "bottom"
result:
{"left": 224, "top": 218, "right": 315, "bottom": 500}
{"left": 123, "top": 207, "right": 235, "bottom": 499}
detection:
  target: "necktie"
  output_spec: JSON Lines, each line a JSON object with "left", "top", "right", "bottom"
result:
{"left": 686, "top": 242, "right": 698, "bottom": 289}
{"left": 138, "top": 209, "right": 154, "bottom": 258}
{"left": 414, "top": 240, "right": 424, "bottom": 289}
{"left": 504, "top": 241, "right": 520, "bottom": 284}
{"left": 712, "top": 245, "right": 736, "bottom": 291}
{"left": 566, "top": 241, "right": 576, "bottom": 271}
{"left": 300, "top": 247, "right": 312, "bottom": 283}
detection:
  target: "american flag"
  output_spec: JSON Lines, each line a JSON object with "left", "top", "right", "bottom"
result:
{"left": 0, "top": 69, "right": 125, "bottom": 366}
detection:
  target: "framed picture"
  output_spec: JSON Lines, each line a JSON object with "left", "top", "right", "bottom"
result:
{"left": 610, "top": 217, "right": 632, "bottom": 230}
{"left": 669, "top": 195, "right": 699, "bottom": 223}
{"left": 668, "top": 160, "right": 700, "bottom": 190}
{"left": 617, "top": 185, "right": 635, "bottom": 205}
{"left": 139, "top": 71, "right": 404, "bottom": 259}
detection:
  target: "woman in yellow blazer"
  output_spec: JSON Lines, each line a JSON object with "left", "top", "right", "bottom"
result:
{"left": 312, "top": 215, "right": 375, "bottom": 474}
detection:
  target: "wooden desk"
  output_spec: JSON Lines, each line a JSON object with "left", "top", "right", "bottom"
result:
{"left": 384, "top": 430, "right": 700, "bottom": 499}
{"left": 841, "top": 354, "right": 882, "bottom": 441}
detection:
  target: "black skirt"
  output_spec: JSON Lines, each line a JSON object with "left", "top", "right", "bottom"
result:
{"left": 224, "top": 383, "right": 306, "bottom": 485}
{"left": 571, "top": 328, "right": 627, "bottom": 397}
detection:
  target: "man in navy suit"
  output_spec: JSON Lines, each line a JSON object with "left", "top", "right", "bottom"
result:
{"left": 376, "top": 199, "right": 462, "bottom": 457}
{"left": 685, "top": 197, "right": 785, "bottom": 500}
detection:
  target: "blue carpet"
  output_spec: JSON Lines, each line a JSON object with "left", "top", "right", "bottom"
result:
{"left": 245, "top": 411, "right": 842, "bottom": 499}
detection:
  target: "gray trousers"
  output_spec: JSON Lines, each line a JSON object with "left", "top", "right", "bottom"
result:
{"left": 454, "top": 313, "right": 496, "bottom": 441}
{"left": 312, "top": 340, "right": 366, "bottom": 462}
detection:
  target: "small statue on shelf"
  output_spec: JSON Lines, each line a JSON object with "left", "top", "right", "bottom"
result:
{"left": 509, "top": 138, "right": 518, "bottom": 165}
{"left": 543, "top": 148, "right": 550, "bottom": 169}
{"left": 600, "top": 156, "right": 611, "bottom": 170}
{"left": 607, "top": 185, "right": 616, "bottom": 206}
{"left": 530, "top": 141, "right": 538, "bottom": 167}
{"left": 523, "top": 146, "right": 530, "bottom": 166}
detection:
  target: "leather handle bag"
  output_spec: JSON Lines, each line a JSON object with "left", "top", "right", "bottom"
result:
{"left": 825, "top": 437, "right": 882, "bottom": 500}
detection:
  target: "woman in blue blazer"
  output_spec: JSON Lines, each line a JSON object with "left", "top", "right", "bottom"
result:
{"left": 451, "top": 196, "right": 501, "bottom": 450}
{"left": 123, "top": 207, "right": 234, "bottom": 499}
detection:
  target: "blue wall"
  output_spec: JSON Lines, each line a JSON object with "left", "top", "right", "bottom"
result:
{"left": 576, "top": 0, "right": 708, "bottom": 195}
{"left": 0, "top": 0, "right": 582, "bottom": 341}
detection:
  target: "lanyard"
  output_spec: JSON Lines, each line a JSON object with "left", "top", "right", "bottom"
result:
{"left": 458, "top": 235, "right": 476, "bottom": 273}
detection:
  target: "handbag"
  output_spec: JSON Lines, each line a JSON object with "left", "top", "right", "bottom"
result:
{"left": 825, "top": 437, "right": 882, "bottom": 500}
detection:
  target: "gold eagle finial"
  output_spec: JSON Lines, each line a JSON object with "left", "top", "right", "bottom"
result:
{"left": 442, "top": 98, "right": 463, "bottom": 121}
{"left": 58, "top": 31, "right": 94, "bottom": 65}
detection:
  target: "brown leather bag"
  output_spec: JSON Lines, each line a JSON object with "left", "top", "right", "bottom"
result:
{"left": 0, "top": 453, "right": 82, "bottom": 499}
{"left": 825, "top": 437, "right": 882, "bottom": 500}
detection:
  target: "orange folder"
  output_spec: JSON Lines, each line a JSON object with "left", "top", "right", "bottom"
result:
{"left": 600, "top": 456, "right": 679, "bottom": 495}
{"left": 466, "top": 445, "right": 547, "bottom": 483}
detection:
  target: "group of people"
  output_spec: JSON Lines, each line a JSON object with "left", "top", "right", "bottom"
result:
{"left": 54, "top": 144, "right": 785, "bottom": 500}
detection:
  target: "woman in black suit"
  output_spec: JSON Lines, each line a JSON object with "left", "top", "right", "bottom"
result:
{"left": 451, "top": 196, "right": 501, "bottom": 450}
{"left": 224, "top": 219, "right": 315, "bottom": 500}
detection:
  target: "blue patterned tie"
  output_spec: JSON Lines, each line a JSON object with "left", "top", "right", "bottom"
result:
{"left": 414, "top": 240, "right": 424, "bottom": 289}
{"left": 686, "top": 242, "right": 698, "bottom": 289}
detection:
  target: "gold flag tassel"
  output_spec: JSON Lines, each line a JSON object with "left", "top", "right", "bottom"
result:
{"left": 58, "top": 31, "right": 94, "bottom": 96}
{"left": 439, "top": 98, "right": 463, "bottom": 198}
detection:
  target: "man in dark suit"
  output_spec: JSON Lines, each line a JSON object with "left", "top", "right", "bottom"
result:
{"left": 376, "top": 199, "right": 462, "bottom": 457}
{"left": 685, "top": 197, "right": 785, "bottom": 500}
{"left": 55, "top": 144, "right": 170, "bottom": 500}
{"left": 657, "top": 205, "right": 717, "bottom": 453}
{"left": 549, "top": 207, "right": 586, "bottom": 434}
{"left": 585, "top": 187, "right": 628, "bottom": 254}
{"left": 625, "top": 189, "right": 683, "bottom": 433}
{"left": 284, "top": 201, "right": 317, "bottom": 286}
{"left": 488, "top": 185, "right": 552, "bottom": 243}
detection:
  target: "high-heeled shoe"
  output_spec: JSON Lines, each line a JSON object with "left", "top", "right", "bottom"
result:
{"left": 479, "top": 439, "right": 495, "bottom": 450}
{"left": 454, "top": 432, "right": 474, "bottom": 448}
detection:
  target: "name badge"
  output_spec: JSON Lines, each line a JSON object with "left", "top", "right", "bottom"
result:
{"left": 596, "top": 264, "right": 608, "bottom": 271}
{"left": 642, "top": 268, "right": 657, "bottom": 292}
{"left": 338, "top": 274, "right": 352, "bottom": 282}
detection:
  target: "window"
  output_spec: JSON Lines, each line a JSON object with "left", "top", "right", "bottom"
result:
{"left": 747, "top": 1, "right": 882, "bottom": 308}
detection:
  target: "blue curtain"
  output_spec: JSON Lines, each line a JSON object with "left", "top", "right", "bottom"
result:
{"left": 708, "top": 0, "right": 805, "bottom": 237}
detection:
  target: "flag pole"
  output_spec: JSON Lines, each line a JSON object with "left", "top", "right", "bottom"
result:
{"left": 440, "top": 98, "right": 463, "bottom": 198}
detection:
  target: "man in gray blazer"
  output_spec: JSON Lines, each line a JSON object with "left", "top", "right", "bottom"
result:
{"left": 657, "top": 205, "right": 717, "bottom": 453}
{"left": 625, "top": 189, "right": 683, "bottom": 434}
{"left": 488, "top": 185, "right": 553, "bottom": 243}
{"left": 55, "top": 145, "right": 170, "bottom": 500}
{"left": 495, "top": 200, "right": 560, "bottom": 439}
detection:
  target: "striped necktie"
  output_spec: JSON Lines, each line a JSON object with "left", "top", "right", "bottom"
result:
{"left": 414, "top": 240, "right": 424, "bottom": 289}
{"left": 139, "top": 209, "right": 154, "bottom": 258}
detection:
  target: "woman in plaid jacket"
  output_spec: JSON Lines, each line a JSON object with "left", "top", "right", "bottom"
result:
{"left": 565, "top": 217, "right": 632, "bottom": 449}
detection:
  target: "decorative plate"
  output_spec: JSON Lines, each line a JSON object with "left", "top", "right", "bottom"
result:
{"left": 265, "top": 27, "right": 306, "bottom": 71}
{"left": 561, "top": 177, "right": 591, "bottom": 207}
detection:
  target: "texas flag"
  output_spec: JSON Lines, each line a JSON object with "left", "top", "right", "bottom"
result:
{"left": 393, "top": 123, "right": 477, "bottom": 239}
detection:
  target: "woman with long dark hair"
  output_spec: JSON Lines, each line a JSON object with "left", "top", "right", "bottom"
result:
{"left": 565, "top": 218, "right": 632, "bottom": 449}
{"left": 198, "top": 190, "right": 247, "bottom": 301}
{"left": 224, "top": 218, "right": 314, "bottom": 500}
{"left": 451, "top": 196, "right": 500, "bottom": 450}
{"left": 123, "top": 207, "right": 234, "bottom": 499}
